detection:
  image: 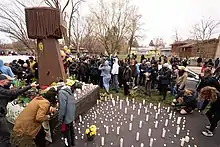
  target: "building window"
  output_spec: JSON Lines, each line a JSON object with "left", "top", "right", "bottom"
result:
{"left": 196, "top": 48, "right": 200, "bottom": 53}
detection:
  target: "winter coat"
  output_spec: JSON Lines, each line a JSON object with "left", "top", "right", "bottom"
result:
{"left": 89, "top": 63, "right": 99, "bottom": 76}
{"left": 111, "top": 58, "right": 120, "bottom": 75}
{"left": 0, "top": 59, "right": 14, "bottom": 78}
{"left": 175, "top": 90, "right": 197, "bottom": 108}
{"left": 99, "top": 61, "right": 111, "bottom": 78}
{"left": 58, "top": 86, "right": 76, "bottom": 124}
{"left": 0, "top": 85, "right": 31, "bottom": 117}
{"left": 13, "top": 96, "right": 50, "bottom": 138}
{"left": 176, "top": 72, "right": 188, "bottom": 89}
{"left": 196, "top": 76, "right": 220, "bottom": 92}
{"left": 159, "top": 67, "right": 171, "bottom": 85}
{"left": 123, "top": 66, "right": 132, "bottom": 82}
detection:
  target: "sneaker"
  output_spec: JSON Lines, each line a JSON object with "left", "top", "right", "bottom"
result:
{"left": 172, "top": 99, "right": 177, "bottom": 103}
{"left": 180, "top": 109, "right": 187, "bottom": 115}
{"left": 202, "top": 130, "right": 214, "bottom": 137}
{"left": 206, "top": 125, "right": 217, "bottom": 129}
{"left": 171, "top": 102, "right": 175, "bottom": 106}
{"left": 206, "top": 125, "right": 211, "bottom": 129}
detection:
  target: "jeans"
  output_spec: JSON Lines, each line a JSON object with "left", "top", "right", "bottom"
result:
{"left": 64, "top": 122, "right": 75, "bottom": 147}
{"left": 206, "top": 109, "right": 220, "bottom": 132}
{"left": 112, "top": 75, "right": 119, "bottom": 92}
{"left": 103, "top": 76, "right": 111, "bottom": 93}
{"left": 0, "top": 117, "right": 10, "bottom": 147}
{"left": 145, "top": 80, "right": 152, "bottom": 97}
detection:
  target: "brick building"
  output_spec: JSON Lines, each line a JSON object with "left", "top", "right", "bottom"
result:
{"left": 171, "top": 38, "right": 219, "bottom": 58}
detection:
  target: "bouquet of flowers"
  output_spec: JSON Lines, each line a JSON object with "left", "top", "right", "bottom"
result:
{"left": 85, "top": 125, "right": 97, "bottom": 141}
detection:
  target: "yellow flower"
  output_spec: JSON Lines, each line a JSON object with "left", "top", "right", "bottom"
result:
{"left": 66, "top": 79, "right": 75, "bottom": 87}
{"left": 85, "top": 129, "right": 90, "bottom": 135}
{"left": 51, "top": 82, "right": 57, "bottom": 86}
{"left": 90, "top": 132, "right": 95, "bottom": 136}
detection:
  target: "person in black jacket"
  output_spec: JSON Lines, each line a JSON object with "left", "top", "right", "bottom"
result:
{"left": 196, "top": 68, "right": 220, "bottom": 110}
{"left": 123, "top": 63, "right": 132, "bottom": 95}
{"left": 158, "top": 63, "right": 171, "bottom": 100}
{"left": 172, "top": 89, "right": 197, "bottom": 114}
{"left": 199, "top": 86, "right": 220, "bottom": 137}
{"left": 89, "top": 59, "right": 99, "bottom": 85}
{"left": 0, "top": 74, "right": 38, "bottom": 147}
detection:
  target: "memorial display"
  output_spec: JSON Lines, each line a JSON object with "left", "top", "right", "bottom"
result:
{"left": 6, "top": 78, "right": 99, "bottom": 143}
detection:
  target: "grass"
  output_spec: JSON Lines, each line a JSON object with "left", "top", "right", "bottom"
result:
{"left": 100, "top": 86, "right": 174, "bottom": 107}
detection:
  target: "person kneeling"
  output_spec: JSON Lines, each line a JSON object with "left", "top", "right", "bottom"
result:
{"left": 172, "top": 89, "right": 197, "bottom": 115}
{"left": 11, "top": 88, "right": 58, "bottom": 147}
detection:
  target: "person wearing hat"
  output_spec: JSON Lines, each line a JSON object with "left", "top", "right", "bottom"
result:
{"left": 58, "top": 81, "right": 77, "bottom": 147}
{"left": 158, "top": 63, "right": 171, "bottom": 100}
{"left": 175, "top": 66, "right": 188, "bottom": 94}
{"left": 0, "top": 74, "right": 38, "bottom": 147}
{"left": 0, "top": 59, "right": 15, "bottom": 78}
{"left": 11, "top": 87, "right": 57, "bottom": 147}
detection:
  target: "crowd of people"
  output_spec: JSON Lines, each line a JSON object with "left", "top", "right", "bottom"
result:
{"left": 1, "top": 53, "right": 220, "bottom": 147}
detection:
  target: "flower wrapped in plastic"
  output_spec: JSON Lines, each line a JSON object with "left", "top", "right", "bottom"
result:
{"left": 85, "top": 125, "right": 97, "bottom": 141}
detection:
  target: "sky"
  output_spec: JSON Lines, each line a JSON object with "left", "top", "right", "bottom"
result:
{"left": 80, "top": 0, "right": 220, "bottom": 46}
{"left": 1, "top": 0, "right": 220, "bottom": 46}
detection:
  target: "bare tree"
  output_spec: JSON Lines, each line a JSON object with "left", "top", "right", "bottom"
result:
{"left": 0, "top": 0, "right": 42, "bottom": 54}
{"left": 150, "top": 38, "right": 165, "bottom": 57}
{"left": 192, "top": 17, "right": 220, "bottom": 41}
{"left": 127, "top": 6, "right": 142, "bottom": 54}
{"left": 90, "top": 0, "right": 140, "bottom": 55}
{"left": 68, "top": 0, "right": 84, "bottom": 48}
{"left": 44, "top": 0, "right": 84, "bottom": 48}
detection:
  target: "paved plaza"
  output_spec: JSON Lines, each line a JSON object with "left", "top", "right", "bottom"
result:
{"left": 52, "top": 96, "right": 220, "bottom": 147}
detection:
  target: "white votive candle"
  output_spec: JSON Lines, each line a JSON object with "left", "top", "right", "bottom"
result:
{"left": 79, "top": 115, "right": 82, "bottom": 122}
{"left": 162, "top": 128, "right": 166, "bottom": 138}
{"left": 155, "top": 113, "right": 159, "bottom": 119}
{"left": 155, "top": 121, "right": 158, "bottom": 128}
{"left": 130, "top": 114, "right": 133, "bottom": 121}
{"left": 167, "top": 107, "right": 170, "bottom": 113}
{"left": 177, "top": 117, "right": 182, "bottom": 125}
{"left": 127, "top": 101, "right": 129, "bottom": 106}
{"left": 139, "top": 121, "right": 143, "bottom": 128}
{"left": 146, "top": 115, "right": 149, "bottom": 122}
{"left": 165, "top": 119, "right": 168, "bottom": 127}
{"left": 148, "top": 128, "right": 152, "bottom": 137}
{"left": 106, "top": 126, "right": 109, "bottom": 134}
{"left": 180, "top": 138, "right": 185, "bottom": 147}
{"left": 117, "top": 126, "right": 120, "bottom": 135}
{"left": 176, "top": 126, "right": 180, "bottom": 135}
{"left": 136, "top": 132, "right": 140, "bottom": 141}
{"left": 143, "top": 99, "right": 145, "bottom": 105}
{"left": 140, "top": 143, "right": 144, "bottom": 147}
{"left": 119, "top": 101, "right": 122, "bottom": 109}
{"left": 101, "top": 137, "right": 104, "bottom": 146}
{"left": 129, "top": 123, "right": 132, "bottom": 131}
{"left": 149, "top": 138, "right": 154, "bottom": 147}
{"left": 185, "top": 136, "right": 190, "bottom": 142}
{"left": 120, "top": 138, "right": 123, "bottom": 147}
{"left": 138, "top": 109, "right": 141, "bottom": 115}
{"left": 145, "top": 107, "right": 148, "bottom": 113}
{"left": 125, "top": 108, "right": 128, "bottom": 114}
